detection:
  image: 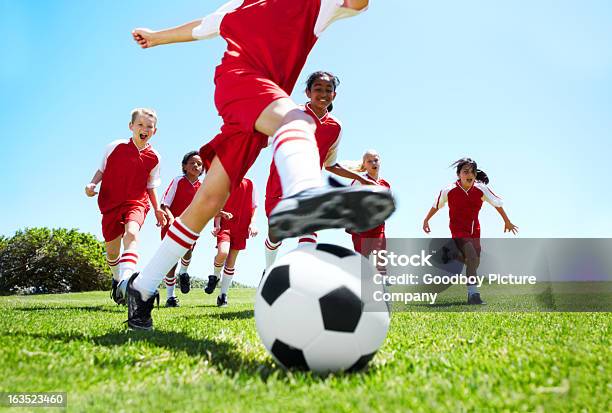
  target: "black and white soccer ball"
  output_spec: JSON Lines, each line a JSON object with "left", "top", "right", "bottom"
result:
{"left": 255, "top": 243, "right": 390, "bottom": 374}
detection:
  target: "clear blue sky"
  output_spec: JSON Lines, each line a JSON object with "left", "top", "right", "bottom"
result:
{"left": 1, "top": 1, "right": 611, "bottom": 287}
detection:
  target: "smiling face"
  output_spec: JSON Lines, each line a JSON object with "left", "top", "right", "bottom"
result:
{"left": 183, "top": 154, "right": 203, "bottom": 180}
{"left": 458, "top": 164, "right": 476, "bottom": 188}
{"left": 129, "top": 114, "right": 157, "bottom": 145}
{"left": 306, "top": 76, "right": 336, "bottom": 113}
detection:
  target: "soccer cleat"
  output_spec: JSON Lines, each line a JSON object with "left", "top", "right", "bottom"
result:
{"left": 165, "top": 296, "right": 180, "bottom": 307}
{"left": 204, "top": 275, "right": 220, "bottom": 294}
{"left": 126, "top": 273, "right": 159, "bottom": 331}
{"left": 268, "top": 177, "right": 395, "bottom": 241}
{"left": 111, "top": 278, "right": 127, "bottom": 306}
{"left": 467, "top": 293, "right": 486, "bottom": 305}
{"left": 178, "top": 272, "right": 191, "bottom": 294}
{"left": 217, "top": 293, "right": 228, "bottom": 308}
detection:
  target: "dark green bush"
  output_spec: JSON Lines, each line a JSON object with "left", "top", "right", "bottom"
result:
{"left": 0, "top": 228, "right": 110, "bottom": 295}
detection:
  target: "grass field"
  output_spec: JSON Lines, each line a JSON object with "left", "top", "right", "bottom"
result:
{"left": 0, "top": 289, "right": 610, "bottom": 412}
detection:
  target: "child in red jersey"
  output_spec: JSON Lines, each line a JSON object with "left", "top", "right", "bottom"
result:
{"left": 204, "top": 178, "right": 258, "bottom": 308}
{"left": 346, "top": 150, "right": 391, "bottom": 269}
{"left": 159, "top": 151, "right": 203, "bottom": 307}
{"left": 84, "top": 108, "right": 167, "bottom": 305}
{"left": 423, "top": 158, "right": 518, "bottom": 304}
{"left": 127, "top": 0, "right": 395, "bottom": 330}
{"left": 263, "top": 71, "right": 376, "bottom": 268}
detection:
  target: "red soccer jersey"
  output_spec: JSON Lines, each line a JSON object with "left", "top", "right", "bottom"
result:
{"left": 192, "top": 0, "right": 364, "bottom": 95}
{"left": 434, "top": 180, "right": 503, "bottom": 238}
{"left": 162, "top": 175, "right": 201, "bottom": 218}
{"left": 97, "top": 139, "right": 160, "bottom": 214}
{"left": 351, "top": 174, "right": 391, "bottom": 236}
{"left": 221, "top": 178, "right": 258, "bottom": 234}
{"left": 265, "top": 103, "right": 342, "bottom": 201}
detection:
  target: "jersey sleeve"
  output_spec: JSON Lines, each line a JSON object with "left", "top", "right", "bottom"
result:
{"left": 147, "top": 150, "right": 161, "bottom": 189}
{"left": 315, "top": 0, "right": 367, "bottom": 37}
{"left": 434, "top": 187, "right": 450, "bottom": 209}
{"left": 99, "top": 139, "right": 126, "bottom": 172}
{"left": 476, "top": 182, "right": 504, "bottom": 207}
{"left": 192, "top": 0, "right": 244, "bottom": 40}
{"left": 323, "top": 129, "right": 342, "bottom": 167}
{"left": 162, "top": 176, "right": 181, "bottom": 207}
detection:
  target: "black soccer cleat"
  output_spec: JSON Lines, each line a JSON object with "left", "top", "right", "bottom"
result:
{"left": 178, "top": 272, "right": 191, "bottom": 294}
{"left": 165, "top": 296, "right": 180, "bottom": 308}
{"left": 126, "top": 273, "right": 159, "bottom": 331}
{"left": 111, "top": 278, "right": 126, "bottom": 306}
{"left": 217, "top": 293, "right": 228, "bottom": 308}
{"left": 268, "top": 177, "right": 395, "bottom": 241}
{"left": 467, "top": 293, "right": 486, "bottom": 305}
{"left": 204, "top": 275, "right": 220, "bottom": 294}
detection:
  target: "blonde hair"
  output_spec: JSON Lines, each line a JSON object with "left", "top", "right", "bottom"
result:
{"left": 341, "top": 149, "right": 379, "bottom": 172}
{"left": 130, "top": 107, "right": 158, "bottom": 125}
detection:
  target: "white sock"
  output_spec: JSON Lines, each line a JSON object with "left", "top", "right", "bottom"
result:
{"left": 213, "top": 260, "right": 223, "bottom": 279}
{"left": 119, "top": 250, "right": 139, "bottom": 283}
{"left": 220, "top": 267, "right": 234, "bottom": 295}
{"left": 467, "top": 285, "right": 479, "bottom": 296}
{"left": 272, "top": 121, "right": 322, "bottom": 197}
{"left": 133, "top": 218, "right": 199, "bottom": 300}
{"left": 179, "top": 256, "right": 191, "bottom": 274}
{"left": 265, "top": 237, "right": 282, "bottom": 268}
{"left": 165, "top": 273, "right": 176, "bottom": 298}
{"left": 298, "top": 232, "right": 317, "bottom": 245}
{"left": 106, "top": 255, "right": 121, "bottom": 281}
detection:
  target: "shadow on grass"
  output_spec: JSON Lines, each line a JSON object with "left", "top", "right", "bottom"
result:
{"left": 12, "top": 305, "right": 120, "bottom": 314}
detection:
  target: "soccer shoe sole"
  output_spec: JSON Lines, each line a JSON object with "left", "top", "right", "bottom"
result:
{"left": 178, "top": 273, "right": 190, "bottom": 294}
{"left": 268, "top": 186, "right": 395, "bottom": 241}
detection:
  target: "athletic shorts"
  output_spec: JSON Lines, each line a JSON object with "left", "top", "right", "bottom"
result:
{"left": 101, "top": 203, "right": 147, "bottom": 242}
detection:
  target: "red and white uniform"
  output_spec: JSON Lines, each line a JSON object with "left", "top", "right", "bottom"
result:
{"left": 265, "top": 103, "right": 341, "bottom": 216}
{"left": 434, "top": 180, "right": 503, "bottom": 239}
{"left": 349, "top": 174, "right": 391, "bottom": 256}
{"left": 195, "top": 0, "right": 364, "bottom": 189}
{"left": 97, "top": 139, "right": 161, "bottom": 242}
{"left": 217, "top": 178, "right": 257, "bottom": 250}
{"left": 160, "top": 175, "right": 201, "bottom": 240}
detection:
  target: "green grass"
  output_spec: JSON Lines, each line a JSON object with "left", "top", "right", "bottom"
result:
{"left": 0, "top": 289, "right": 609, "bottom": 412}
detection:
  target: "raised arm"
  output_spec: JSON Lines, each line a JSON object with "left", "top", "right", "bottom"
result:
{"left": 132, "top": 20, "right": 202, "bottom": 49}
{"left": 325, "top": 163, "right": 375, "bottom": 184}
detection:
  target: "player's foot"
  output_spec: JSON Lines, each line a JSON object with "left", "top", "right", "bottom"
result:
{"left": 467, "top": 293, "right": 486, "bottom": 305}
{"left": 204, "top": 275, "right": 219, "bottom": 294}
{"left": 217, "top": 294, "right": 228, "bottom": 308}
{"left": 126, "top": 273, "right": 159, "bottom": 331}
{"left": 268, "top": 177, "right": 395, "bottom": 241}
{"left": 165, "top": 296, "right": 180, "bottom": 308}
{"left": 112, "top": 279, "right": 127, "bottom": 306}
{"left": 178, "top": 272, "right": 191, "bottom": 294}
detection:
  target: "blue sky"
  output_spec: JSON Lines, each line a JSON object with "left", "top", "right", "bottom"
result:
{"left": 1, "top": 0, "right": 611, "bottom": 287}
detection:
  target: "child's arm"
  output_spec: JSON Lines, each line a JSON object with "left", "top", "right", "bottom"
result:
{"left": 343, "top": 0, "right": 369, "bottom": 10}
{"left": 423, "top": 207, "right": 439, "bottom": 234}
{"left": 249, "top": 206, "right": 259, "bottom": 238}
{"left": 132, "top": 21, "right": 202, "bottom": 49}
{"left": 494, "top": 207, "right": 519, "bottom": 234}
{"left": 147, "top": 188, "right": 167, "bottom": 227}
{"left": 161, "top": 204, "right": 175, "bottom": 227}
{"left": 325, "top": 163, "right": 376, "bottom": 185}
{"left": 211, "top": 216, "right": 222, "bottom": 237}
{"left": 85, "top": 170, "right": 103, "bottom": 197}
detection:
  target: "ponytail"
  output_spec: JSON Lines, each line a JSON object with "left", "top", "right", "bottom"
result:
{"left": 451, "top": 157, "right": 491, "bottom": 184}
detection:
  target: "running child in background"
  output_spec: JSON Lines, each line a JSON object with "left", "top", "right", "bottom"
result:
{"left": 263, "top": 71, "right": 376, "bottom": 269}
{"left": 84, "top": 108, "right": 166, "bottom": 305}
{"left": 345, "top": 150, "right": 390, "bottom": 274}
{"left": 159, "top": 151, "right": 203, "bottom": 307}
{"left": 128, "top": 0, "right": 395, "bottom": 330}
{"left": 204, "top": 178, "right": 258, "bottom": 308}
{"left": 423, "top": 157, "right": 518, "bottom": 304}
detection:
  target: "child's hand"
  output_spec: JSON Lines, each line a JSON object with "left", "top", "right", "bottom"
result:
{"left": 154, "top": 209, "right": 167, "bottom": 227}
{"left": 504, "top": 221, "right": 519, "bottom": 235}
{"left": 132, "top": 28, "right": 159, "bottom": 49}
{"left": 85, "top": 183, "right": 98, "bottom": 197}
{"left": 166, "top": 214, "right": 175, "bottom": 227}
{"left": 423, "top": 221, "right": 431, "bottom": 234}
{"left": 218, "top": 211, "right": 233, "bottom": 220}
{"left": 249, "top": 224, "right": 259, "bottom": 238}
{"left": 211, "top": 227, "right": 221, "bottom": 237}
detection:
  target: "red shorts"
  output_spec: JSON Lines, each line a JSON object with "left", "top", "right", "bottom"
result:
{"left": 265, "top": 196, "right": 282, "bottom": 218}
{"left": 216, "top": 228, "right": 248, "bottom": 251}
{"left": 351, "top": 232, "right": 387, "bottom": 257}
{"left": 200, "top": 67, "right": 288, "bottom": 190}
{"left": 101, "top": 204, "right": 148, "bottom": 242}
{"left": 161, "top": 225, "right": 196, "bottom": 250}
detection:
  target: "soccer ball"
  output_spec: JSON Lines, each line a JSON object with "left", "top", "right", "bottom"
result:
{"left": 255, "top": 243, "right": 390, "bottom": 374}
